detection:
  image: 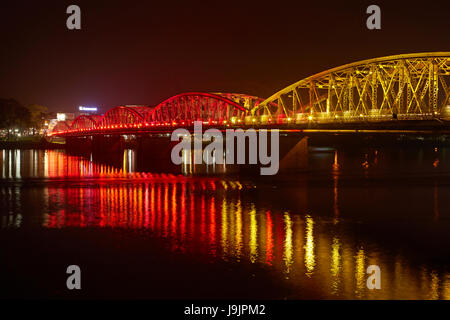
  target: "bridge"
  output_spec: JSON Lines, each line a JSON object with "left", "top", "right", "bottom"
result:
{"left": 49, "top": 52, "right": 450, "bottom": 138}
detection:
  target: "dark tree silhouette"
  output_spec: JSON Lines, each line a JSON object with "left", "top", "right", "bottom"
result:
{"left": 26, "top": 104, "right": 48, "bottom": 135}
{"left": 0, "top": 98, "right": 31, "bottom": 138}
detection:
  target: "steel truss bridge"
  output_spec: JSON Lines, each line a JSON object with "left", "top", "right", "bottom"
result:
{"left": 50, "top": 52, "right": 450, "bottom": 137}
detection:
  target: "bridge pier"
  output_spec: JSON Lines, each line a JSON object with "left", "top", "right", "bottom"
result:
{"left": 223, "top": 134, "right": 309, "bottom": 175}
{"left": 135, "top": 136, "right": 180, "bottom": 172}
{"left": 278, "top": 135, "right": 309, "bottom": 172}
{"left": 65, "top": 135, "right": 127, "bottom": 154}
{"left": 65, "top": 136, "right": 93, "bottom": 154}
{"left": 134, "top": 133, "right": 309, "bottom": 175}
{"left": 65, "top": 132, "right": 309, "bottom": 175}
{"left": 92, "top": 135, "right": 126, "bottom": 154}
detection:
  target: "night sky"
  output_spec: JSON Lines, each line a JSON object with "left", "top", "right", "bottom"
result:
{"left": 1, "top": 0, "right": 449, "bottom": 113}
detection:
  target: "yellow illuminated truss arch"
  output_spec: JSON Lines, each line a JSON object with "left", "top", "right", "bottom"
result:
{"left": 255, "top": 52, "right": 450, "bottom": 121}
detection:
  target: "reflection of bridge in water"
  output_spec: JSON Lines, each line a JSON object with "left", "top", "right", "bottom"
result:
{"left": 1, "top": 150, "right": 449, "bottom": 299}
{"left": 49, "top": 53, "right": 450, "bottom": 138}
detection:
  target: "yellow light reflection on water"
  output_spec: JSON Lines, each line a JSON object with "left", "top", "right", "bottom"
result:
{"left": 330, "top": 237, "right": 341, "bottom": 295}
{"left": 234, "top": 200, "right": 243, "bottom": 261}
{"left": 221, "top": 199, "right": 229, "bottom": 259}
{"left": 429, "top": 270, "right": 440, "bottom": 300}
{"left": 304, "top": 215, "right": 315, "bottom": 276}
{"left": 249, "top": 204, "right": 258, "bottom": 263}
{"left": 355, "top": 248, "right": 366, "bottom": 298}
{"left": 442, "top": 274, "right": 450, "bottom": 300}
{"left": 283, "top": 212, "right": 293, "bottom": 275}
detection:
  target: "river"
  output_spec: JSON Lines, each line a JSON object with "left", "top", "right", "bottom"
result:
{"left": 0, "top": 146, "right": 449, "bottom": 299}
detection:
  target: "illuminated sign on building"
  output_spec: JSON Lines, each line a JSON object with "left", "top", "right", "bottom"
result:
{"left": 79, "top": 106, "right": 98, "bottom": 112}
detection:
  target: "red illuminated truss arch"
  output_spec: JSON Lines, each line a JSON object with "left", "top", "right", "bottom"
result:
{"left": 48, "top": 92, "right": 262, "bottom": 135}
{"left": 70, "top": 115, "right": 100, "bottom": 130}
{"left": 145, "top": 92, "right": 250, "bottom": 124}
{"left": 96, "top": 105, "right": 153, "bottom": 128}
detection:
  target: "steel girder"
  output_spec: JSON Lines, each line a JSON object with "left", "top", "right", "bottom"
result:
{"left": 255, "top": 52, "right": 450, "bottom": 120}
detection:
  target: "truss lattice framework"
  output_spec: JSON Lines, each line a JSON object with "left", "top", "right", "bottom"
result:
{"left": 255, "top": 52, "right": 450, "bottom": 119}
{"left": 71, "top": 115, "right": 101, "bottom": 130}
{"left": 52, "top": 93, "right": 254, "bottom": 133}
{"left": 146, "top": 92, "right": 249, "bottom": 123}
{"left": 213, "top": 93, "right": 277, "bottom": 113}
{"left": 96, "top": 105, "right": 152, "bottom": 128}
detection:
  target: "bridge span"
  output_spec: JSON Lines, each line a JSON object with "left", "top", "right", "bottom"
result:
{"left": 49, "top": 52, "right": 450, "bottom": 138}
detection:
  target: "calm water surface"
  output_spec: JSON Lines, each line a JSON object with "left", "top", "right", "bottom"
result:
{"left": 1, "top": 147, "right": 450, "bottom": 299}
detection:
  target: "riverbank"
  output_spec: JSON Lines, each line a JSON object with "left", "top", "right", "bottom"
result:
{"left": 0, "top": 137, "right": 63, "bottom": 149}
